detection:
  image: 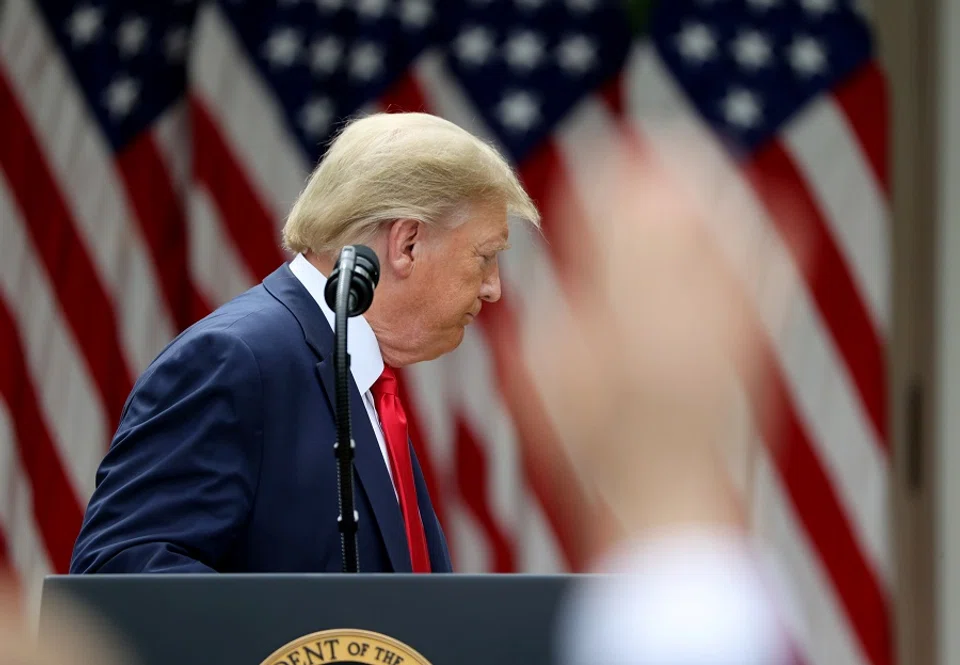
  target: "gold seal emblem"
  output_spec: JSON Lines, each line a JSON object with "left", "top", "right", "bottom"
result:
{"left": 259, "top": 629, "right": 433, "bottom": 665}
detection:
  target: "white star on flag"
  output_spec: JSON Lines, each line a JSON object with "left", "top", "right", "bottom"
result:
{"left": 789, "top": 35, "right": 828, "bottom": 76}
{"left": 348, "top": 42, "right": 384, "bottom": 80}
{"left": 310, "top": 36, "right": 343, "bottom": 75}
{"left": 800, "top": 0, "right": 836, "bottom": 15}
{"left": 722, "top": 88, "right": 762, "bottom": 129}
{"left": 676, "top": 23, "right": 716, "bottom": 63}
{"left": 67, "top": 5, "right": 103, "bottom": 46}
{"left": 557, "top": 35, "right": 596, "bottom": 75}
{"left": 263, "top": 28, "right": 302, "bottom": 68}
{"left": 497, "top": 90, "right": 540, "bottom": 132}
{"left": 300, "top": 97, "right": 335, "bottom": 137}
{"left": 357, "top": 0, "right": 389, "bottom": 20}
{"left": 731, "top": 30, "right": 772, "bottom": 70}
{"left": 455, "top": 26, "right": 495, "bottom": 67}
{"left": 117, "top": 17, "right": 149, "bottom": 58}
{"left": 505, "top": 31, "right": 545, "bottom": 72}
{"left": 399, "top": 0, "right": 433, "bottom": 30}
{"left": 103, "top": 76, "right": 140, "bottom": 118}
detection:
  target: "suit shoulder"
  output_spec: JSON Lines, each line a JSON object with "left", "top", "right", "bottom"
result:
{"left": 138, "top": 287, "right": 288, "bottom": 375}
{"left": 114, "top": 294, "right": 274, "bottom": 435}
{"left": 172, "top": 286, "right": 301, "bottom": 351}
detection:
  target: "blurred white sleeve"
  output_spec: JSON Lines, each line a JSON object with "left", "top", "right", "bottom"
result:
{"left": 556, "top": 529, "right": 795, "bottom": 665}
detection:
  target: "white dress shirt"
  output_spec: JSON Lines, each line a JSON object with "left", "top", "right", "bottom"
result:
{"left": 289, "top": 253, "right": 395, "bottom": 492}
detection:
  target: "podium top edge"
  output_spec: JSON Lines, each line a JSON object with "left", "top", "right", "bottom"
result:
{"left": 43, "top": 573, "right": 598, "bottom": 581}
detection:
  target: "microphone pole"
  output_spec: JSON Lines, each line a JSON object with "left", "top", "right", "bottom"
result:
{"left": 324, "top": 245, "right": 380, "bottom": 574}
{"left": 333, "top": 248, "right": 359, "bottom": 574}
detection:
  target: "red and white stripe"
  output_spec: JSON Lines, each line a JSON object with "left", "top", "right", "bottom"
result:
{"left": 2, "top": 0, "right": 176, "bottom": 375}
{"left": 753, "top": 452, "right": 869, "bottom": 665}
{"left": 0, "top": 399, "right": 53, "bottom": 623}
{"left": 0, "top": 173, "right": 104, "bottom": 504}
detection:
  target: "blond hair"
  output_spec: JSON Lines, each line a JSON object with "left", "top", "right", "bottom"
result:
{"left": 282, "top": 112, "right": 540, "bottom": 256}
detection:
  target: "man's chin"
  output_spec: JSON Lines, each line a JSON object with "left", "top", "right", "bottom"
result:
{"left": 439, "top": 327, "right": 467, "bottom": 357}
{"left": 408, "top": 329, "right": 466, "bottom": 364}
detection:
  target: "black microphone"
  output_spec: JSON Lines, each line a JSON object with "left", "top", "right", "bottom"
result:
{"left": 323, "top": 244, "right": 380, "bottom": 573}
{"left": 324, "top": 245, "right": 380, "bottom": 316}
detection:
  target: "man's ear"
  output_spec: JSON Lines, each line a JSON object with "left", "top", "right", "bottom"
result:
{"left": 385, "top": 218, "right": 421, "bottom": 278}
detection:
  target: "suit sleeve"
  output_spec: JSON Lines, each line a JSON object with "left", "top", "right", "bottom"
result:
{"left": 70, "top": 329, "right": 264, "bottom": 574}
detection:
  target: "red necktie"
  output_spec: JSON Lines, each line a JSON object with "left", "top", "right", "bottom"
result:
{"left": 371, "top": 366, "right": 431, "bottom": 572}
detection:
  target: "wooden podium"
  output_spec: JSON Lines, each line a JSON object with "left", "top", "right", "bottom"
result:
{"left": 39, "top": 574, "right": 579, "bottom": 665}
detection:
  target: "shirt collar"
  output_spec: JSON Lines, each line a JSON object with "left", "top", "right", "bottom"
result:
{"left": 289, "top": 253, "right": 384, "bottom": 394}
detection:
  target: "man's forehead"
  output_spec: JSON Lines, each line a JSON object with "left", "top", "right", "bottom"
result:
{"left": 482, "top": 222, "right": 510, "bottom": 249}
{"left": 458, "top": 199, "right": 504, "bottom": 229}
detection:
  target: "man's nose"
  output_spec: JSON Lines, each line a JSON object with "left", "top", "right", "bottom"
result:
{"left": 480, "top": 264, "right": 502, "bottom": 303}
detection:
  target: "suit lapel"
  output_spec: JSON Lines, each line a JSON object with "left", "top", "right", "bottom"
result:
{"left": 314, "top": 357, "right": 411, "bottom": 572}
{"left": 264, "top": 265, "right": 411, "bottom": 572}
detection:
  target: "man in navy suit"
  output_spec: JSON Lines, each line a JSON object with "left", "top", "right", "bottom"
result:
{"left": 69, "top": 112, "right": 541, "bottom": 574}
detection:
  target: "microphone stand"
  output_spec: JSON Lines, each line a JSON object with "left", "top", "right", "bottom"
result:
{"left": 333, "top": 248, "right": 360, "bottom": 573}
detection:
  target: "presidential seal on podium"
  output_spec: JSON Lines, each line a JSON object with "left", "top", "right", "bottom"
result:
{"left": 260, "top": 629, "right": 433, "bottom": 665}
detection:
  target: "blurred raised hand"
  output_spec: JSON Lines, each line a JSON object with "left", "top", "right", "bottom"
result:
{"left": 525, "top": 131, "right": 807, "bottom": 549}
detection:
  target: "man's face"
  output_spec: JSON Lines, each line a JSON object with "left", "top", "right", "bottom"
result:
{"left": 398, "top": 199, "right": 509, "bottom": 362}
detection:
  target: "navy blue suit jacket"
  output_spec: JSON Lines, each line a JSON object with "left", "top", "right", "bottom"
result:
{"left": 70, "top": 264, "right": 452, "bottom": 574}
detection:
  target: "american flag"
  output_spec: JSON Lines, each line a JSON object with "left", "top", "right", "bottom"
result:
{"left": 0, "top": 1, "right": 890, "bottom": 664}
